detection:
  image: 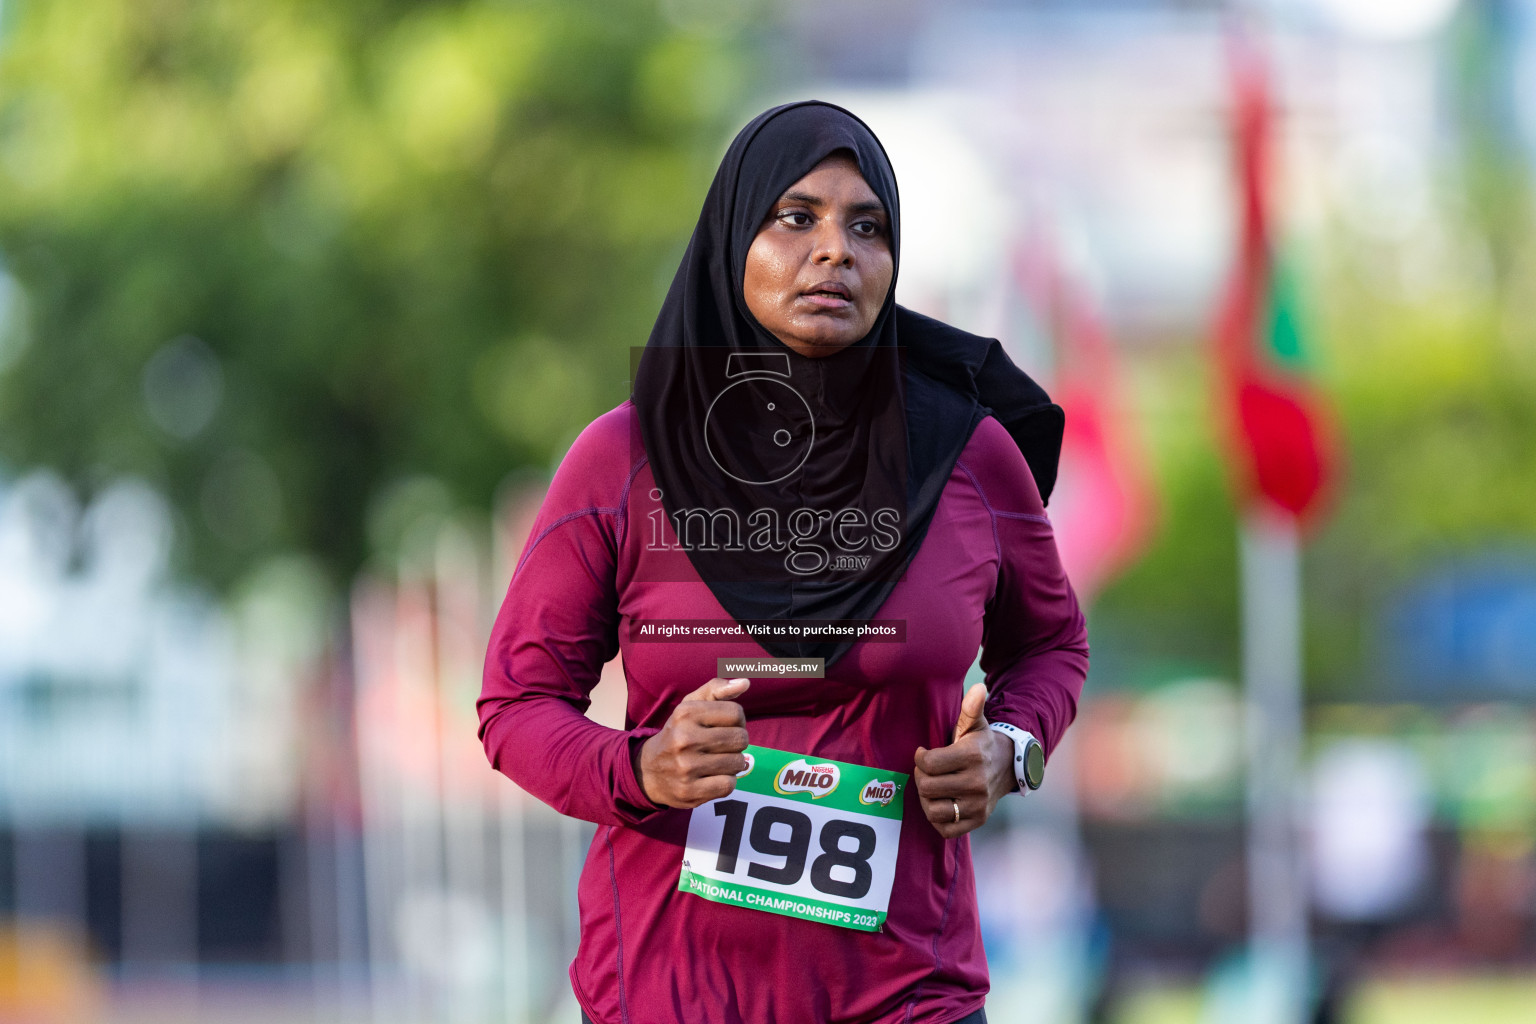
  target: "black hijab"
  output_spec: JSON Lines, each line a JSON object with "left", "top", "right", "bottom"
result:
{"left": 633, "top": 101, "right": 1062, "bottom": 666}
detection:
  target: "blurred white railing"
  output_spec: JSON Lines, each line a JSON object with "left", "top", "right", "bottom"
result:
{"left": 346, "top": 487, "right": 604, "bottom": 1024}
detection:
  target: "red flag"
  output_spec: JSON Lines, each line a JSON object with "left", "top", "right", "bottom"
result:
{"left": 1215, "top": 32, "right": 1340, "bottom": 524}
{"left": 1017, "top": 233, "right": 1156, "bottom": 602}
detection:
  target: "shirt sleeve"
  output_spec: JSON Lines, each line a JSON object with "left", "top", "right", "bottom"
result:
{"left": 477, "top": 409, "right": 663, "bottom": 826}
{"left": 965, "top": 419, "right": 1090, "bottom": 758}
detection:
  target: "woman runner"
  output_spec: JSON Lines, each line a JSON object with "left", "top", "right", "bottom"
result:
{"left": 479, "top": 101, "right": 1089, "bottom": 1024}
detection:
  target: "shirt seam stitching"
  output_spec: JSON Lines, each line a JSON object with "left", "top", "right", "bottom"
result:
{"left": 901, "top": 850, "right": 963, "bottom": 1024}
{"left": 955, "top": 458, "right": 1052, "bottom": 541}
{"left": 513, "top": 507, "right": 621, "bottom": 578}
{"left": 995, "top": 509, "right": 1051, "bottom": 525}
{"left": 615, "top": 454, "right": 647, "bottom": 548}
{"left": 605, "top": 825, "right": 631, "bottom": 1024}
{"left": 953, "top": 460, "right": 1001, "bottom": 562}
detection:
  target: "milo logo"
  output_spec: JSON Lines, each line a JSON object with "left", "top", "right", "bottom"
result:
{"left": 859, "top": 780, "right": 896, "bottom": 807}
{"left": 774, "top": 759, "right": 840, "bottom": 799}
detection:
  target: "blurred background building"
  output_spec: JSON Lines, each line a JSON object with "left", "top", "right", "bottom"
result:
{"left": 1, "top": 0, "right": 1534, "bottom": 1021}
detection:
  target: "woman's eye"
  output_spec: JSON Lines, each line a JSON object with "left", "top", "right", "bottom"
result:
{"left": 779, "top": 210, "right": 812, "bottom": 227}
{"left": 853, "top": 220, "right": 881, "bottom": 237}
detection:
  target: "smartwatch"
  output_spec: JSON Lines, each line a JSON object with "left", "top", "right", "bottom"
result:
{"left": 988, "top": 721, "right": 1045, "bottom": 792}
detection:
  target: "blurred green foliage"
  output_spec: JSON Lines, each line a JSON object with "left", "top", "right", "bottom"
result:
{"left": 1087, "top": 351, "right": 1243, "bottom": 690}
{"left": 0, "top": 0, "right": 754, "bottom": 589}
{"left": 1305, "top": 239, "right": 1536, "bottom": 697}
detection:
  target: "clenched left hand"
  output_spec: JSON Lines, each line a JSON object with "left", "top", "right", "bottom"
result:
{"left": 914, "top": 683, "right": 1017, "bottom": 839}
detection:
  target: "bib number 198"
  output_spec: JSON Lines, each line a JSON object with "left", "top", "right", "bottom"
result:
{"left": 677, "top": 746, "right": 907, "bottom": 932}
{"left": 711, "top": 799, "right": 877, "bottom": 899}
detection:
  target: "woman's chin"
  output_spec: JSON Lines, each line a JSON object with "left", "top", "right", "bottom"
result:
{"left": 781, "top": 336, "right": 858, "bottom": 358}
{"left": 775, "top": 323, "right": 868, "bottom": 357}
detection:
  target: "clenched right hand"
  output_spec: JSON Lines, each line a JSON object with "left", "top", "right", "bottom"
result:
{"left": 634, "top": 677, "right": 751, "bottom": 809}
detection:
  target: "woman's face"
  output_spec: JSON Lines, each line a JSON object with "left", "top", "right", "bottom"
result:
{"left": 743, "top": 153, "right": 893, "bottom": 358}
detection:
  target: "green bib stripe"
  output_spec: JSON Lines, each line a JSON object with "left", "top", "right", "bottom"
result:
{"left": 731, "top": 745, "right": 909, "bottom": 820}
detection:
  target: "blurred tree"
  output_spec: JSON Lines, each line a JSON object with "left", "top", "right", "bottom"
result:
{"left": 0, "top": 0, "right": 755, "bottom": 589}
{"left": 1305, "top": 260, "right": 1536, "bottom": 697}
{"left": 1448, "top": 0, "right": 1534, "bottom": 297}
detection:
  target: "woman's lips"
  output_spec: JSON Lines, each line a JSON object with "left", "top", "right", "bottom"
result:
{"left": 799, "top": 283, "right": 853, "bottom": 310}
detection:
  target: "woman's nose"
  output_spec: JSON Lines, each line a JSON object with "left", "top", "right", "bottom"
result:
{"left": 811, "top": 225, "right": 854, "bottom": 267}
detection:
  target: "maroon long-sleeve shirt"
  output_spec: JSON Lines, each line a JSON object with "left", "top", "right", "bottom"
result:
{"left": 479, "top": 401, "right": 1088, "bottom": 1024}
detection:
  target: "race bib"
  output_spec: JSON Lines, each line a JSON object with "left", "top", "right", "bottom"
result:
{"left": 678, "top": 745, "right": 908, "bottom": 932}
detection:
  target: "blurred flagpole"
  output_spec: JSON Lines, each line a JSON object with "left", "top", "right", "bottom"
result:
{"left": 1215, "top": 20, "right": 1340, "bottom": 1023}
{"left": 1240, "top": 508, "right": 1308, "bottom": 1023}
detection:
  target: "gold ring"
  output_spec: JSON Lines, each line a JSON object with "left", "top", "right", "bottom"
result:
{"left": 951, "top": 799, "right": 960, "bottom": 824}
